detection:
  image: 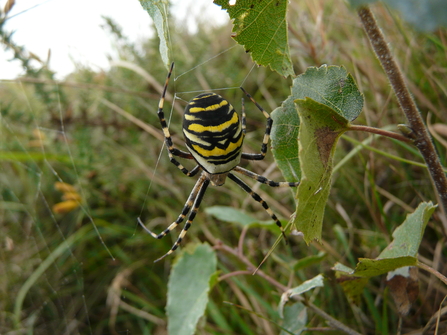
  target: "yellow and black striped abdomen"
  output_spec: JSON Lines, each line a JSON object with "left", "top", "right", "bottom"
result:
{"left": 183, "top": 93, "right": 244, "bottom": 174}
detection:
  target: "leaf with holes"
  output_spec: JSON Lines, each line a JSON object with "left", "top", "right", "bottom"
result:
{"left": 139, "top": 0, "right": 171, "bottom": 68}
{"left": 167, "top": 243, "right": 217, "bottom": 335}
{"left": 214, "top": 0, "right": 294, "bottom": 77}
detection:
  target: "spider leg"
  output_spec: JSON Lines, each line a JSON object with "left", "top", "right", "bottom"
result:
{"left": 233, "top": 166, "right": 299, "bottom": 187}
{"left": 153, "top": 173, "right": 210, "bottom": 262}
{"left": 158, "top": 62, "right": 196, "bottom": 175}
{"left": 239, "top": 87, "right": 272, "bottom": 161}
{"left": 138, "top": 172, "right": 206, "bottom": 239}
{"left": 228, "top": 173, "right": 287, "bottom": 242}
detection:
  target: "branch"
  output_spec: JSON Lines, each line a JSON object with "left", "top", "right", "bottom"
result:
{"left": 358, "top": 7, "right": 447, "bottom": 233}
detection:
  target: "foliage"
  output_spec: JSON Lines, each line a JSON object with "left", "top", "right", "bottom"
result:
{"left": 1, "top": 0, "right": 447, "bottom": 334}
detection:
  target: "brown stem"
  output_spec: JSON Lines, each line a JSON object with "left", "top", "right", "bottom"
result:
{"left": 417, "top": 261, "right": 447, "bottom": 286}
{"left": 358, "top": 7, "right": 447, "bottom": 232}
{"left": 305, "top": 302, "right": 363, "bottom": 335}
{"left": 348, "top": 125, "right": 412, "bottom": 143}
{"left": 215, "top": 243, "right": 288, "bottom": 291}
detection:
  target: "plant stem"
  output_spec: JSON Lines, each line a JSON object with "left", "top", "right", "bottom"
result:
{"left": 348, "top": 124, "right": 412, "bottom": 143}
{"left": 358, "top": 7, "right": 447, "bottom": 232}
{"left": 305, "top": 301, "right": 363, "bottom": 335}
{"left": 417, "top": 261, "right": 447, "bottom": 286}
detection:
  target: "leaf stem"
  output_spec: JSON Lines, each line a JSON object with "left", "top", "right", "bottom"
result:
{"left": 417, "top": 261, "right": 447, "bottom": 286}
{"left": 348, "top": 124, "right": 412, "bottom": 143}
{"left": 358, "top": 7, "right": 447, "bottom": 231}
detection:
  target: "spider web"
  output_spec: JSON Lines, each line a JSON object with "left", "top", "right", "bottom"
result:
{"left": 0, "top": 2, "right": 293, "bottom": 334}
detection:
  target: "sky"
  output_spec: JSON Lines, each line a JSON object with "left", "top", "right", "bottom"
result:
{"left": 0, "top": 0, "right": 229, "bottom": 79}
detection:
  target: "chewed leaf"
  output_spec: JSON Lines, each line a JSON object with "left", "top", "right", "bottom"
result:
{"left": 139, "top": 0, "right": 170, "bottom": 68}
{"left": 293, "top": 98, "right": 349, "bottom": 243}
{"left": 214, "top": 0, "right": 294, "bottom": 77}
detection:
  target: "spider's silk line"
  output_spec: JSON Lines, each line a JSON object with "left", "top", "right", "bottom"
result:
{"left": 239, "top": 63, "right": 257, "bottom": 88}
{"left": 173, "top": 44, "right": 238, "bottom": 82}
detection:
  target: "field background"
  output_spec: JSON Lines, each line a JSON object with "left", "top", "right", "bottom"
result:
{"left": 1, "top": 1, "right": 446, "bottom": 334}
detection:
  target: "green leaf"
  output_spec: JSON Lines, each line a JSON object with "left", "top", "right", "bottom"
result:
{"left": 348, "top": 257, "right": 418, "bottom": 278}
{"left": 333, "top": 263, "right": 369, "bottom": 304}
{"left": 278, "top": 274, "right": 324, "bottom": 318}
{"left": 213, "top": 0, "right": 294, "bottom": 77}
{"left": 291, "top": 65, "right": 364, "bottom": 122}
{"left": 167, "top": 243, "right": 217, "bottom": 335}
{"left": 379, "top": 201, "right": 436, "bottom": 259}
{"left": 205, "top": 206, "right": 277, "bottom": 231}
{"left": 333, "top": 202, "right": 436, "bottom": 302}
{"left": 139, "top": 0, "right": 170, "bottom": 68}
{"left": 293, "top": 98, "right": 349, "bottom": 243}
{"left": 271, "top": 65, "right": 363, "bottom": 203}
{"left": 280, "top": 302, "right": 307, "bottom": 335}
{"left": 271, "top": 102, "right": 301, "bottom": 183}
{"left": 348, "top": 0, "right": 447, "bottom": 32}
{"left": 205, "top": 206, "right": 259, "bottom": 226}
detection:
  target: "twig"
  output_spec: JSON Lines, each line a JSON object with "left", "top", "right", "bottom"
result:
{"left": 358, "top": 7, "right": 447, "bottom": 233}
{"left": 348, "top": 124, "right": 412, "bottom": 143}
{"left": 417, "top": 261, "right": 447, "bottom": 286}
{"left": 215, "top": 243, "right": 287, "bottom": 291}
{"left": 305, "top": 301, "right": 363, "bottom": 335}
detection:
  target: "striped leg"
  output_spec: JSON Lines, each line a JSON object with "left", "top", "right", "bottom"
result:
{"left": 139, "top": 173, "right": 210, "bottom": 262}
{"left": 233, "top": 166, "right": 299, "bottom": 187}
{"left": 228, "top": 173, "right": 287, "bottom": 241}
{"left": 158, "top": 62, "right": 196, "bottom": 176}
{"left": 156, "top": 174, "right": 210, "bottom": 262}
{"left": 239, "top": 87, "right": 273, "bottom": 161}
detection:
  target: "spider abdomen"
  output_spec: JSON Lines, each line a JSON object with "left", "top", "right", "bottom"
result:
{"left": 183, "top": 93, "right": 244, "bottom": 174}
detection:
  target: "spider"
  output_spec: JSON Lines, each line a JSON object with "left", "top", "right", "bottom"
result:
{"left": 139, "top": 62, "right": 299, "bottom": 261}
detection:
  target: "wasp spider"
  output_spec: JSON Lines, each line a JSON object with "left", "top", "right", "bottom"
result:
{"left": 139, "top": 63, "right": 299, "bottom": 261}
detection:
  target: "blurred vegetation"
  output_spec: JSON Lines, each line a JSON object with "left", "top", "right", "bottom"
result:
{"left": 0, "top": 1, "right": 446, "bottom": 334}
